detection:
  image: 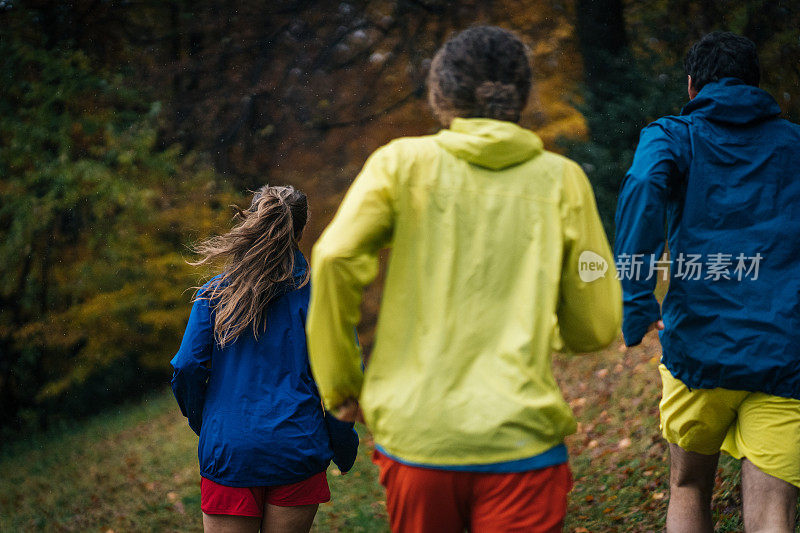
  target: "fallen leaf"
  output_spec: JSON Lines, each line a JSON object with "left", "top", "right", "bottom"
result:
{"left": 570, "top": 397, "right": 587, "bottom": 408}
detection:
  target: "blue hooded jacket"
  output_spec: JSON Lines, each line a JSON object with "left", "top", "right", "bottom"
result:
{"left": 615, "top": 78, "right": 800, "bottom": 399}
{"left": 171, "top": 251, "right": 358, "bottom": 487}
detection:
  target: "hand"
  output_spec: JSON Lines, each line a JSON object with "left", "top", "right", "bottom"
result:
{"left": 334, "top": 398, "right": 364, "bottom": 424}
{"left": 621, "top": 319, "right": 665, "bottom": 350}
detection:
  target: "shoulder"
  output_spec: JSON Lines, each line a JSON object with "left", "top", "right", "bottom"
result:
{"left": 773, "top": 117, "right": 800, "bottom": 137}
{"left": 196, "top": 275, "right": 222, "bottom": 298}
{"left": 190, "top": 275, "right": 224, "bottom": 313}
{"left": 543, "top": 152, "right": 595, "bottom": 205}
{"left": 634, "top": 116, "right": 692, "bottom": 170}
{"left": 360, "top": 135, "right": 442, "bottom": 188}
{"left": 517, "top": 149, "right": 585, "bottom": 186}
{"left": 369, "top": 135, "right": 442, "bottom": 165}
{"left": 541, "top": 150, "right": 582, "bottom": 172}
{"left": 536, "top": 150, "right": 586, "bottom": 180}
{"left": 643, "top": 115, "right": 692, "bottom": 141}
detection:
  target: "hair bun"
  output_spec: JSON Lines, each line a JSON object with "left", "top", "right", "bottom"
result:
{"left": 474, "top": 80, "right": 517, "bottom": 102}
{"left": 474, "top": 81, "right": 520, "bottom": 120}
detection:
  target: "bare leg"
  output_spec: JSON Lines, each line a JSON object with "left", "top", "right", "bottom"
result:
{"left": 666, "top": 443, "right": 719, "bottom": 533}
{"left": 203, "top": 513, "right": 261, "bottom": 533}
{"left": 261, "top": 503, "right": 319, "bottom": 533}
{"left": 741, "top": 459, "right": 797, "bottom": 533}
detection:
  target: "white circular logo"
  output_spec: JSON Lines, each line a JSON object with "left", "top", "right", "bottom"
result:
{"left": 578, "top": 250, "right": 608, "bottom": 282}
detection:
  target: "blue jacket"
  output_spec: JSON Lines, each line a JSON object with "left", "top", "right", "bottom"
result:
{"left": 615, "top": 78, "right": 800, "bottom": 399}
{"left": 171, "top": 251, "right": 358, "bottom": 487}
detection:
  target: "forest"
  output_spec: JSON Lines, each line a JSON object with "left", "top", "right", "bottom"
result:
{"left": 2, "top": 0, "right": 799, "bottom": 440}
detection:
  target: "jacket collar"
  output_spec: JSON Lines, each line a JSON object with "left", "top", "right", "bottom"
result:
{"left": 681, "top": 77, "right": 781, "bottom": 125}
{"left": 435, "top": 118, "right": 543, "bottom": 170}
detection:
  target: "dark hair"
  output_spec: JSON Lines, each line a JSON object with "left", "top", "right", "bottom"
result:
{"left": 684, "top": 31, "right": 760, "bottom": 91}
{"left": 427, "top": 26, "right": 531, "bottom": 124}
{"left": 190, "top": 185, "right": 308, "bottom": 347}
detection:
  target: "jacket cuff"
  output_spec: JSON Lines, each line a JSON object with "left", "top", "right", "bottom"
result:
{"left": 622, "top": 299, "right": 661, "bottom": 347}
{"left": 324, "top": 412, "right": 359, "bottom": 473}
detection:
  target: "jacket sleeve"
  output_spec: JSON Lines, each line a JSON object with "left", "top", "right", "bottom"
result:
{"left": 557, "top": 160, "right": 622, "bottom": 352}
{"left": 614, "top": 121, "right": 685, "bottom": 346}
{"left": 324, "top": 411, "right": 360, "bottom": 473}
{"left": 170, "top": 293, "right": 213, "bottom": 435}
{"left": 307, "top": 145, "right": 396, "bottom": 411}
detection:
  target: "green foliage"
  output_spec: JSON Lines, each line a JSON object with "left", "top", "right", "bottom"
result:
{"left": 626, "top": 0, "right": 800, "bottom": 122}
{"left": 0, "top": 16, "right": 237, "bottom": 438}
{"left": 563, "top": 50, "right": 685, "bottom": 238}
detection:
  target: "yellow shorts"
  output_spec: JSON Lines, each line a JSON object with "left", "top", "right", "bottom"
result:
{"left": 659, "top": 364, "right": 800, "bottom": 487}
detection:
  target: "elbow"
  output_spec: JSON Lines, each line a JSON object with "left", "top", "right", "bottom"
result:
{"left": 560, "top": 284, "right": 623, "bottom": 353}
{"left": 563, "top": 327, "right": 618, "bottom": 354}
{"left": 590, "top": 297, "right": 623, "bottom": 351}
{"left": 562, "top": 307, "right": 622, "bottom": 353}
{"left": 592, "top": 319, "right": 621, "bottom": 351}
{"left": 311, "top": 239, "right": 348, "bottom": 270}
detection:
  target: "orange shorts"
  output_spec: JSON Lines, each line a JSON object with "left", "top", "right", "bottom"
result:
{"left": 372, "top": 450, "right": 572, "bottom": 533}
{"left": 200, "top": 471, "right": 330, "bottom": 517}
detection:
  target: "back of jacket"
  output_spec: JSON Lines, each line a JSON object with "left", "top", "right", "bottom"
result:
{"left": 616, "top": 78, "right": 800, "bottom": 398}
{"left": 171, "top": 252, "right": 333, "bottom": 487}
{"left": 308, "top": 118, "right": 621, "bottom": 467}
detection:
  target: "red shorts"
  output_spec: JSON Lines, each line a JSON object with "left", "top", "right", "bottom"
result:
{"left": 200, "top": 471, "right": 330, "bottom": 517}
{"left": 373, "top": 450, "right": 572, "bottom": 533}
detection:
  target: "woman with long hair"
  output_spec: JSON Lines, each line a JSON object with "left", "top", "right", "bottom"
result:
{"left": 171, "top": 185, "right": 357, "bottom": 533}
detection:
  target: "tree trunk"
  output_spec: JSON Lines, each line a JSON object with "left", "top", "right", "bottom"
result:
{"left": 574, "top": 0, "right": 629, "bottom": 94}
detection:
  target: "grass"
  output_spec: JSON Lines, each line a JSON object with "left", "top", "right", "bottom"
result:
{"left": 0, "top": 392, "right": 387, "bottom": 532}
{"left": 557, "top": 334, "right": 748, "bottom": 532}
{"left": 1, "top": 333, "right": 793, "bottom": 532}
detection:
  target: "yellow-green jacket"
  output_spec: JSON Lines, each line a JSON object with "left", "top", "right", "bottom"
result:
{"left": 308, "top": 118, "right": 621, "bottom": 466}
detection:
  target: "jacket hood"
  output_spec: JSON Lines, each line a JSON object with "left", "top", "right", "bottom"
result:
{"left": 681, "top": 77, "right": 781, "bottom": 125}
{"left": 435, "top": 118, "right": 544, "bottom": 170}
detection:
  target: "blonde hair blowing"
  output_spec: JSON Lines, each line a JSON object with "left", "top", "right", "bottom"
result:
{"left": 190, "top": 185, "right": 308, "bottom": 347}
